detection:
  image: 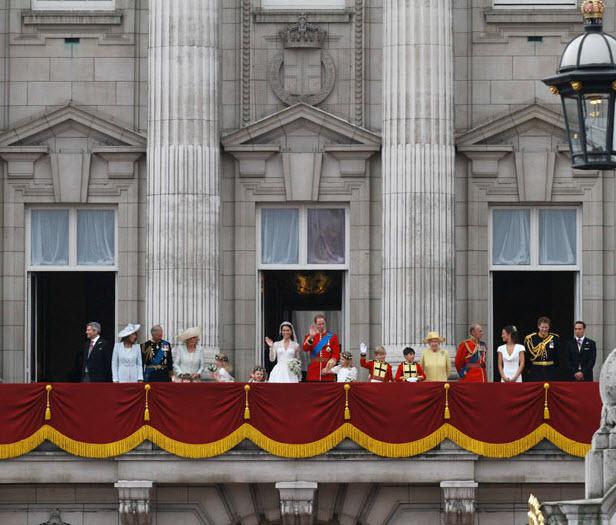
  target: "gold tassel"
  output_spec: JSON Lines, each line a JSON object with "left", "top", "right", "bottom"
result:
{"left": 44, "top": 385, "right": 52, "bottom": 421}
{"left": 144, "top": 384, "right": 151, "bottom": 422}
{"left": 344, "top": 384, "right": 351, "bottom": 420}
{"left": 543, "top": 383, "right": 550, "bottom": 420}
{"left": 244, "top": 385, "right": 251, "bottom": 420}
{"left": 444, "top": 383, "right": 451, "bottom": 420}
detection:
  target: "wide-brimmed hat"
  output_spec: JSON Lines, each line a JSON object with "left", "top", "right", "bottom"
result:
{"left": 177, "top": 326, "right": 201, "bottom": 342}
{"left": 118, "top": 323, "right": 140, "bottom": 338}
{"left": 423, "top": 331, "right": 445, "bottom": 343}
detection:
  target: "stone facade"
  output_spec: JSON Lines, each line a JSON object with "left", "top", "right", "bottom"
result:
{"left": 0, "top": 0, "right": 611, "bottom": 522}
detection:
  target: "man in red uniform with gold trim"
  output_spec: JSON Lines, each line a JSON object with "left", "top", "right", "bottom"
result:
{"left": 455, "top": 323, "right": 487, "bottom": 383}
{"left": 302, "top": 313, "right": 341, "bottom": 382}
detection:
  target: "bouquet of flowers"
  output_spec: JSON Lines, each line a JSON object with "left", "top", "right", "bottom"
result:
{"left": 287, "top": 358, "right": 302, "bottom": 379}
{"left": 206, "top": 363, "right": 218, "bottom": 373}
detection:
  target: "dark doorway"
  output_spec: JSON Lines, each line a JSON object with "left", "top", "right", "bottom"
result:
{"left": 492, "top": 271, "right": 576, "bottom": 382}
{"left": 31, "top": 272, "right": 115, "bottom": 382}
{"left": 262, "top": 270, "right": 344, "bottom": 376}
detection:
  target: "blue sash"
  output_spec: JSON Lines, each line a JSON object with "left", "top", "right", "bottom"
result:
{"left": 151, "top": 341, "right": 170, "bottom": 365}
{"left": 311, "top": 331, "right": 333, "bottom": 359}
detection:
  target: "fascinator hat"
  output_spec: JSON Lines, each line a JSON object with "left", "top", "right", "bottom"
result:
{"left": 118, "top": 323, "right": 140, "bottom": 338}
{"left": 177, "top": 326, "right": 201, "bottom": 342}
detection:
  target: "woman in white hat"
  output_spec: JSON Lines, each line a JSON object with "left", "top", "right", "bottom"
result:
{"left": 172, "top": 327, "right": 206, "bottom": 382}
{"left": 419, "top": 331, "right": 451, "bottom": 382}
{"left": 112, "top": 324, "right": 143, "bottom": 383}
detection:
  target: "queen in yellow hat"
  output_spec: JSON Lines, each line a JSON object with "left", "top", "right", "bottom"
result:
{"left": 420, "top": 331, "right": 451, "bottom": 382}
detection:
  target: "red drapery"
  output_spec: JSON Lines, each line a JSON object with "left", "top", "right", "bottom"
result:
{"left": 0, "top": 382, "right": 600, "bottom": 459}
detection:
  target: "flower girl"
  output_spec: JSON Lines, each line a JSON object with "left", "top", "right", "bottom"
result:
{"left": 323, "top": 351, "right": 357, "bottom": 382}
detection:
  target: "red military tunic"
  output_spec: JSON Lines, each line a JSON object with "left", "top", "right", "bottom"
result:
{"left": 303, "top": 331, "right": 340, "bottom": 382}
{"left": 360, "top": 357, "right": 393, "bottom": 382}
{"left": 395, "top": 361, "right": 426, "bottom": 382}
{"left": 455, "top": 338, "right": 487, "bottom": 383}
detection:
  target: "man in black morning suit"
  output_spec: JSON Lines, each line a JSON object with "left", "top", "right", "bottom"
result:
{"left": 76, "top": 321, "right": 113, "bottom": 382}
{"left": 566, "top": 320, "right": 597, "bottom": 382}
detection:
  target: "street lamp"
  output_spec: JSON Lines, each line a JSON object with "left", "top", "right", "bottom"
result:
{"left": 543, "top": 0, "right": 616, "bottom": 170}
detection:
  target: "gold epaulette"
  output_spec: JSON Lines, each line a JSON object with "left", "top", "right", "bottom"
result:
{"left": 550, "top": 332, "right": 559, "bottom": 338}
{"left": 525, "top": 333, "right": 537, "bottom": 341}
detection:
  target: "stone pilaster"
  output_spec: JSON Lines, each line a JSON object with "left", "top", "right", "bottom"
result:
{"left": 115, "top": 481, "right": 154, "bottom": 525}
{"left": 381, "top": 0, "right": 455, "bottom": 360}
{"left": 275, "top": 481, "right": 317, "bottom": 525}
{"left": 146, "top": 0, "right": 220, "bottom": 349}
{"left": 440, "top": 481, "right": 478, "bottom": 525}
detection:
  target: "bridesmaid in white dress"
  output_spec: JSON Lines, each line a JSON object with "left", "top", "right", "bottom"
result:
{"left": 265, "top": 322, "right": 300, "bottom": 383}
{"left": 497, "top": 325, "right": 525, "bottom": 382}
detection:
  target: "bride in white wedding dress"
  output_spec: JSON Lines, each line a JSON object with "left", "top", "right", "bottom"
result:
{"left": 265, "top": 321, "right": 300, "bottom": 383}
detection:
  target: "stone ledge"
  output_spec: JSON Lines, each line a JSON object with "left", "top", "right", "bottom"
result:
{"left": 22, "top": 10, "right": 123, "bottom": 27}
{"left": 484, "top": 8, "right": 582, "bottom": 25}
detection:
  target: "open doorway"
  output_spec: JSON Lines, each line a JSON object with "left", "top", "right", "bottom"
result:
{"left": 31, "top": 272, "right": 115, "bottom": 382}
{"left": 492, "top": 271, "right": 575, "bottom": 382}
{"left": 262, "top": 270, "right": 344, "bottom": 377}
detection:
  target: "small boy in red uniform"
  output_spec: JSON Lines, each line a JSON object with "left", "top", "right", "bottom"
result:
{"left": 395, "top": 347, "right": 426, "bottom": 382}
{"left": 360, "top": 344, "right": 393, "bottom": 382}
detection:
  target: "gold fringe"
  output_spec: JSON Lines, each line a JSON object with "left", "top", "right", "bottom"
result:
{"left": 444, "top": 383, "right": 451, "bottom": 420}
{"left": 44, "top": 385, "right": 52, "bottom": 421}
{"left": 543, "top": 383, "right": 550, "bottom": 420}
{"left": 144, "top": 384, "right": 151, "bottom": 422}
{"left": 244, "top": 384, "right": 251, "bottom": 420}
{"left": 344, "top": 384, "right": 351, "bottom": 420}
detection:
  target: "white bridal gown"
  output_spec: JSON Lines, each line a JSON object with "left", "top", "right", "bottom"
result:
{"left": 269, "top": 340, "right": 300, "bottom": 383}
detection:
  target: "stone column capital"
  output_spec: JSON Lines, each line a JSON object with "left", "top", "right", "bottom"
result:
{"left": 275, "top": 481, "right": 318, "bottom": 525}
{"left": 114, "top": 481, "right": 154, "bottom": 525}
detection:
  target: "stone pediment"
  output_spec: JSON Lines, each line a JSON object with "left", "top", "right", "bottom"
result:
{"left": 0, "top": 104, "right": 146, "bottom": 202}
{"left": 0, "top": 102, "right": 146, "bottom": 147}
{"left": 456, "top": 105, "right": 596, "bottom": 202}
{"left": 456, "top": 104, "right": 567, "bottom": 148}
{"left": 222, "top": 103, "right": 381, "bottom": 148}
{"left": 223, "top": 104, "right": 380, "bottom": 200}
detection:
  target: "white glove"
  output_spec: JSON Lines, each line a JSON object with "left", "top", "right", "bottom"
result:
{"left": 406, "top": 377, "right": 418, "bottom": 383}
{"left": 359, "top": 342, "right": 367, "bottom": 355}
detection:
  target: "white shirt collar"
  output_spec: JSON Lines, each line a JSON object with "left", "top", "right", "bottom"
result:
{"left": 91, "top": 335, "right": 100, "bottom": 345}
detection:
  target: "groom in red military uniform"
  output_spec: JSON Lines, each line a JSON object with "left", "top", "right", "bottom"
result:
{"left": 455, "top": 323, "right": 488, "bottom": 382}
{"left": 303, "top": 313, "right": 341, "bottom": 382}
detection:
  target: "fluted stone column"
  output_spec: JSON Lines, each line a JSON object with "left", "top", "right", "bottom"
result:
{"left": 146, "top": 0, "right": 220, "bottom": 349}
{"left": 382, "top": 0, "right": 455, "bottom": 359}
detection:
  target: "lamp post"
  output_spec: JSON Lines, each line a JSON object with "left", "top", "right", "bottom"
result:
{"left": 543, "top": 0, "right": 616, "bottom": 170}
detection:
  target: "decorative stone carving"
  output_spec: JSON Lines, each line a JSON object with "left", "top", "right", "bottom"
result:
{"left": 269, "top": 15, "right": 336, "bottom": 106}
{"left": 39, "top": 509, "right": 70, "bottom": 525}
{"left": 353, "top": 0, "right": 364, "bottom": 126}
{"left": 276, "top": 481, "right": 317, "bottom": 525}
{"left": 115, "top": 480, "right": 154, "bottom": 525}
{"left": 0, "top": 147, "right": 47, "bottom": 179}
{"left": 241, "top": 0, "right": 252, "bottom": 126}
{"left": 440, "top": 481, "right": 478, "bottom": 525}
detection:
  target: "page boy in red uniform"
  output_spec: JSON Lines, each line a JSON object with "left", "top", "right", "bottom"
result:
{"left": 360, "top": 344, "right": 393, "bottom": 383}
{"left": 395, "top": 347, "right": 426, "bottom": 382}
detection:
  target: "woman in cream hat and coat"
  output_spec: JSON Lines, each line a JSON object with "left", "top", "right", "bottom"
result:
{"left": 112, "top": 324, "right": 143, "bottom": 383}
{"left": 173, "top": 327, "right": 206, "bottom": 382}
{"left": 419, "top": 331, "right": 451, "bottom": 382}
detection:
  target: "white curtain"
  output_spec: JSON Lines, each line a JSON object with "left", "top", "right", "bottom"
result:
{"left": 492, "top": 209, "right": 530, "bottom": 265}
{"left": 261, "top": 208, "right": 299, "bottom": 264}
{"left": 539, "top": 209, "right": 577, "bottom": 265}
{"left": 31, "top": 209, "right": 69, "bottom": 265}
{"left": 307, "top": 209, "right": 345, "bottom": 264}
{"left": 77, "top": 210, "right": 115, "bottom": 265}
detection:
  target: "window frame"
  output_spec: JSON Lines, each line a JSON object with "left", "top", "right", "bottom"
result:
{"left": 489, "top": 206, "right": 581, "bottom": 271}
{"left": 257, "top": 204, "right": 350, "bottom": 270}
{"left": 26, "top": 206, "right": 118, "bottom": 272}
{"left": 260, "top": 0, "right": 347, "bottom": 10}
{"left": 493, "top": 0, "right": 576, "bottom": 8}
{"left": 32, "top": 0, "right": 115, "bottom": 10}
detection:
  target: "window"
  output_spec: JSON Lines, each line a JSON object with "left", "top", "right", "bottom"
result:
{"left": 32, "top": 0, "right": 115, "bottom": 10}
{"left": 493, "top": 0, "right": 576, "bottom": 7}
{"left": 29, "top": 208, "right": 116, "bottom": 269}
{"left": 259, "top": 206, "right": 347, "bottom": 267}
{"left": 491, "top": 207, "right": 579, "bottom": 268}
{"left": 262, "top": 0, "right": 345, "bottom": 9}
